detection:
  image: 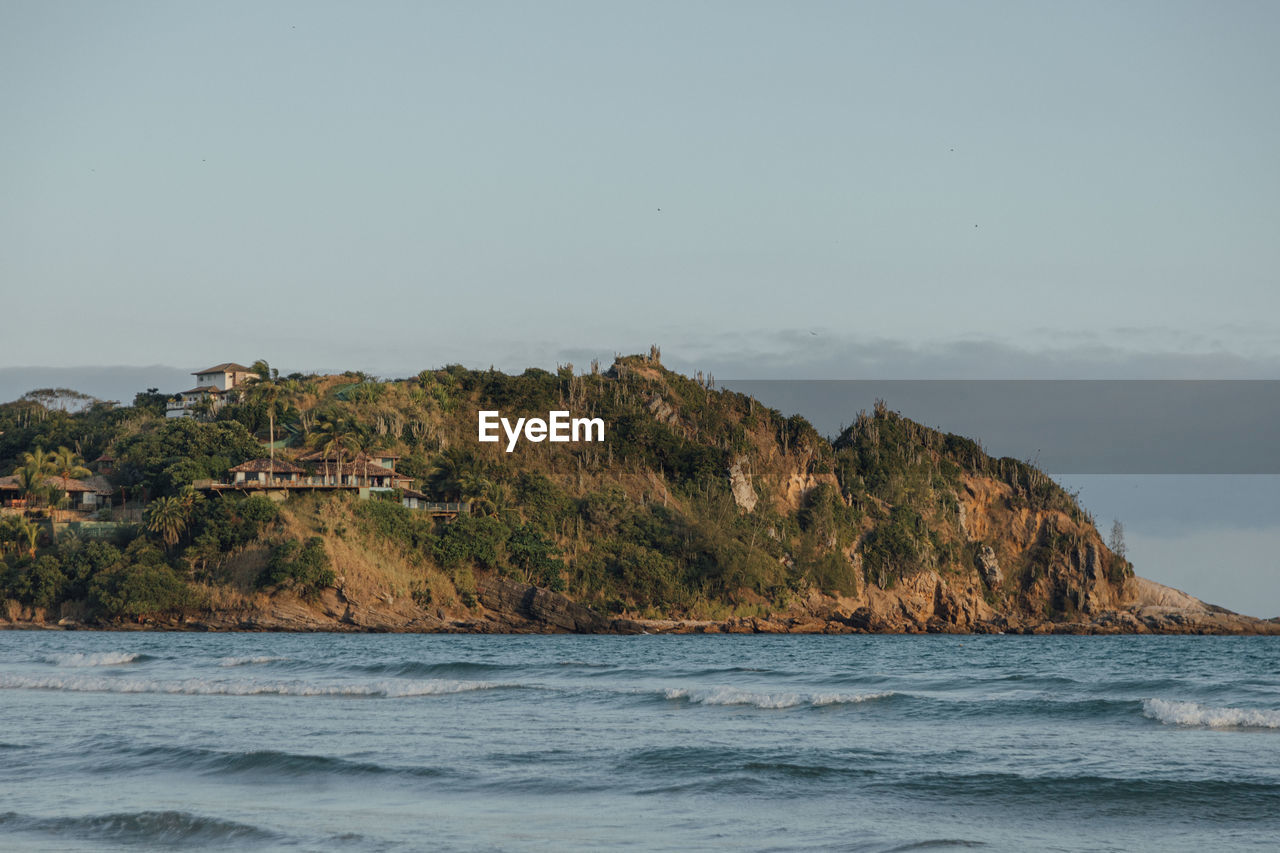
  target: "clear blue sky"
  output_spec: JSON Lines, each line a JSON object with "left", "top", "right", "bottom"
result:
{"left": 2, "top": 1, "right": 1276, "bottom": 613}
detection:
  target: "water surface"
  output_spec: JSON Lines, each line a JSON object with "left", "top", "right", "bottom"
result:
{"left": 2, "top": 633, "right": 1277, "bottom": 851}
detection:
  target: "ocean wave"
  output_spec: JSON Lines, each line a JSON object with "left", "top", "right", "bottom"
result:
{"left": 40, "top": 652, "right": 148, "bottom": 667}
{"left": 117, "top": 744, "right": 453, "bottom": 780}
{"left": 0, "top": 673, "right": 513, "bottom": 698}
{"left": 622, "top": 744, "right": 883, "bottom": 794}
{"left": 888, "top": 770, "right": 1280, "bottom": 815}
{"left": 0, "top": 809, "right": 277, "bottom": 845}
{"left": 663, "top": 686, "right": 894, "bottom": 709}
{"left": 1143, "top": 698, "right": 1280, "bottom": 729}
{"left": 554, "top": 660, "right": 614, "bottom": 668}
{"left": 216, "top": 656, "right": 290, "bottom": 667}
{"left": 345, "top": 660, "right": 514, "bottom": 679}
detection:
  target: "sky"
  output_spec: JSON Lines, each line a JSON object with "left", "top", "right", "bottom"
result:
{"left": 2, "top": 1, "right": 1276, "bottom": 614}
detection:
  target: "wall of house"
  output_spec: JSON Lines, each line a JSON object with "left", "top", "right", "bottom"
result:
{"left": 195, "top": 372, "right": 229, "bottom": 390}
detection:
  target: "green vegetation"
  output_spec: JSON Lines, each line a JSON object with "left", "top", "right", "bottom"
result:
{"left": 0, "top": 352, "right": 1121, "bottom": 625}
{"left": 259, "top": 537, "right": 334, "bottom": 599}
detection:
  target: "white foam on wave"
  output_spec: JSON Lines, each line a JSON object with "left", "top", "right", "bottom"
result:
{"left": 0, "top": 674, "right": 506, "bottom": 698}
{"left": 42, "top": 652, "right": 142, "bottom": 667}
{"left": 663, "top": 686, "right": 893, "bottom": 709}
{"left": 1143, "top": 698, "right": 1280, "bottom": 729}
{"left": 217, "top": 656, "right": 290, "bottom": 667}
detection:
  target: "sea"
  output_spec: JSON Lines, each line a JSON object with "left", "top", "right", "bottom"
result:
{"left": 1, "top": 633, "right": 1277, "bottom": 852}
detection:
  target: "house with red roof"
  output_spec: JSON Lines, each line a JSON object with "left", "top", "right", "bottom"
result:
{"left": 166, "top": 362, "right": 256, "bottom": 419}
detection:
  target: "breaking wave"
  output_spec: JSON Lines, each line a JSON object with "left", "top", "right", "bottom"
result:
{"left": 1143, "top": 698, "right": 1280, "bottom": 729}
{"left": 663, "top": 686, "right": 895, "bottom": 709}
{"left": 345, "top": 660, "right": 515, "bottom": 678}
{"left": 216, "top": 656, "right": 291, "bottom": 667}
{"left": 0, "top": 673, "right": 513, "bottom": 698}
{"left": 40, "top": 652, "right": 149, "bottom": 667}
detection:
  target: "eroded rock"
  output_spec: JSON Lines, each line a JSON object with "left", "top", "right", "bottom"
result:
{"left": 976, "top": 546, "right": 1003, "bottom": 588}
{"left": 727, "top": 457, "right": 758, "bottom": 512}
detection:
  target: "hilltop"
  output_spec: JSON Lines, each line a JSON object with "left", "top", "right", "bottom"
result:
{"left": 1, "top": 353, "right": 1273, "bottom": 634}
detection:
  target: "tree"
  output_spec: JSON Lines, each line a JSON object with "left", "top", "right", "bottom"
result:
{"left": 13, "top": 465, "right": 50, "bottom": 509}
{"left": 13, "top": 447, "right": 56, "bottom": 508}
{"left": 258, "top": 537, "right": 334, "bottom": 600}
{"left": 1109, "top": 519, "right": 1127, "bottom": 560}
{"left": 348, "top": 421, "right": 378, "bottom": 485}
{"left": 132, "top": 387, "right": 169, "bottom": 417}
{"left": 426, "top": 447, "right": 483, "bottom": 501}
{"left": 145, "top": 495, "right": 190, "bottom": 551}
{"left": 309, "top": 410, "right": 359, "bottom": 485}
{"left": 507, "top": 523, "right": 564, "bottom": 590}
{"left": 246, "top": 359, "right": 285, "bottom": 480}
{"left": 17, "top": 517, "right": 42, "bottom": 557}
{"left": 0, "top": 516, "right": 20, "bottom": 557}
{"left": 459, "top": 471, "right": 498, "bottom": 516}
{"left": 50, "top": 446, "right": 91, "bottom": 497}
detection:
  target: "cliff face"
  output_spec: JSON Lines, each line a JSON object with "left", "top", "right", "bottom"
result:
{"left": 3, "top": 354, "right": 1271, "bottom": 634}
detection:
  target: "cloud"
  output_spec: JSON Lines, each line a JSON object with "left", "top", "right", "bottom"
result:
{"left": 639, "top": 328, "right": 1280, "bottom": 380}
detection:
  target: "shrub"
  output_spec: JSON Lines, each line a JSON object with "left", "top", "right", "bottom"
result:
{"left": 506, "top": 523, "right": 564, "bottom": 591}
{"left": 432, "top": 516, "right": 508, "bottom": 569}
{"left": 89, "top": 554, "right": 198, "bottom": 619}
{"left": 259, "top": 537, "right": 334, "bottom": 600}
{"left": 355, "top": 499, "right": 434, "bottom": 551}
{"left": 25, "top": 556, "right": 70, "bottom": 609}
{"left": 861, "top": 506, "right": 932, "bottom": 587}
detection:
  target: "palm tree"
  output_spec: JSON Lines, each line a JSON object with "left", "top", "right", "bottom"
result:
{"left": 276, "top": 377, "right": 307, "bottom": 442}
{"left": 247, "top": 359, "right": 285, "bottom": 481}
{"left": 14, "top": 465, "right": 49, "bottom": 509}
{"left": 145, "top": 495, "right": 190, "bottom": 552}
{"left": 349, "top": 423, "right": 379, "bottom": 486}
{"left": 13, "top": 448, "right": 56, "bottom": 509}
{"left": 15, "top": 517, "right": 41, "bottom": 557}
{"left": 178, "top": 484, "right": 205, "bottom": 516}
{"left": 310, "top": 411, "right": 358, "bottom": 486}
{"left": 457, "top": 469, "right": 496, "bottom": 511}
{"left": 426, "top": 448, "right": 483, "bottom": 501}
{"left": 50, "top": 446, "right": 91, "bottom": 501}
{"left": 17, "top": 447, "right": 56, "bottom": 479}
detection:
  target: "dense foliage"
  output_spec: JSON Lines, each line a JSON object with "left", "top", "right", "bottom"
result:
{"left": 1, "top": 353, "right": 1124, "bottom": 623}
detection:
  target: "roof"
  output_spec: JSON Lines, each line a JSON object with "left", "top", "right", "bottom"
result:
{"left": 193, "top": 363, "right": 254, "bottom": 376}
{"left": 328, "top": 464, "right": 407, "bottom": 479}
{"left": 296, "top": 450, "right": 398, "bottom": 464}
{"left": 298, "top": 460, "right": 413, "bottom": 482}
{"left": 0, "top": 474, "right": 108, "bottom": 493}
{"left": 229, "top": 458, "right": 306, "bottom": 474}
{"left": 52, "top": 478, "right": 98, "bottom": 493}
{"left": 179, "top": 385, "right": 227, "bottom": 396}
{"left": 80, "top": 475, "right": 115, "bottom": 494}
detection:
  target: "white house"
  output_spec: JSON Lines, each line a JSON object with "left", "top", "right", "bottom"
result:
{"left": 193, "top": 363, "right": 256, "bottom": 391}
{"left": 166, "top": 362, "right": 257, "bottom": 418}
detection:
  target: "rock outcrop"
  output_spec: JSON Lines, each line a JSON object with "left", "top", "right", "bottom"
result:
{"left": 475, "top": 575, "right": 644, "bottom": 634}
{"left": 975, "top": 546, "right": 1003, "bottom": 588}
{"left": 727, "top": 457, "right": 758, "bottom": 512}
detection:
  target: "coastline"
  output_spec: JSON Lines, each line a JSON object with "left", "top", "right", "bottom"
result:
{"left": 6, "top": 574, "right": 1277, "bottom": 636}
